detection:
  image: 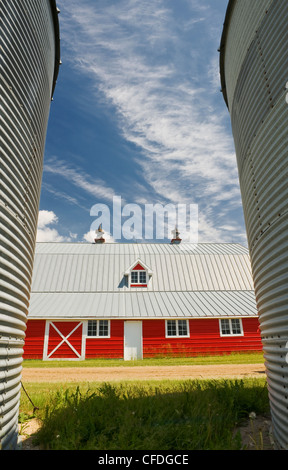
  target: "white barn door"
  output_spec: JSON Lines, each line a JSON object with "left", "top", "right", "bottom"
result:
{"left": 124, "top": 321, "right": 143, "bottom": 360}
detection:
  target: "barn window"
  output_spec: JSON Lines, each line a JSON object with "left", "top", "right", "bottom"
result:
{"left": 166, "top": 320, "right": 189, "bottom": 338}
{"left": 130, "top": 265, "right": 147, "bottom": 287}
{"left": 219, "top": 319, "right": 243, "bottom": 336}
{"left": 131, "top": 270, "right": 147, "bottom": 285}
{"left": 131, "top": 271, "right": 139, "bottom": 284}
{"left": 87, "top": 320, "right": 110, "bottom": 337}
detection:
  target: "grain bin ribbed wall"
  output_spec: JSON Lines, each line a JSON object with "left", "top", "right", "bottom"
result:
{"left": 220, "top": 0, "right": 288, "bottom": 449}
{"left": 0, "top": 0, "right": 60, "bottom": 449}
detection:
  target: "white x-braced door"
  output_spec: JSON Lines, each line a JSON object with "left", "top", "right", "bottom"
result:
{"left": 43, "top": 321, "right": 85, "bottom": 360}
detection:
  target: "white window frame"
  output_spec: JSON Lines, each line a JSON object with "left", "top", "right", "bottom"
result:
{"left": 219, "top": 318, "right": 243, "bottom": 337}
{"left": 86, "top": 320, "right": 110, "bottom": 338}
{"left": 130, "top": 270, "right": 147, "bottom": 287}
{"left": 165, "top": 319, "right": 190, "bottom": 338}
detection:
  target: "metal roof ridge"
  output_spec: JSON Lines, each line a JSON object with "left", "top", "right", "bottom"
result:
{"left": 30, "top": 289, "right": 255, "bottom": 293}
{"left": 35, "top": 241, "right": 247, "bottom": 245}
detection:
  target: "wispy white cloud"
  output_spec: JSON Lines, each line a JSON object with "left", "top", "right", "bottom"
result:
{"left": 41, "top": 182, "right": 88, "bottom": 211}
{"left": 44, "top": 158, "right": 116, "bottom": 202}
{"left": 56, "top": 0, "right": 245, "bottom": 243}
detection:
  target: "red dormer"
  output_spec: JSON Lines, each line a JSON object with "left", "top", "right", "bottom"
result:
{"left": 125, "top": 259, "right": 152, "bottom": 288}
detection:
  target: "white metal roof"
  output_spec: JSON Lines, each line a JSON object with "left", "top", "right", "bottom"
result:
{"left": 28, "top": 290, "right": 257, "bottom": 319}
{"left": 34, "top": 241, "right": 249, "bottom": 255}
{"left": 28, "top": 242, "right": 258, "bottom": 319}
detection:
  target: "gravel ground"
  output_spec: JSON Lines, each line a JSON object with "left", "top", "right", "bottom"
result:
{"left": 21, "top": 363, "right": 267, "bottom": 383}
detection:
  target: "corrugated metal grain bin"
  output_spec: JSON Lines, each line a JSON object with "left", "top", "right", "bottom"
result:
{"left": 0, "top": 0, "right": 60, "bottom": 449}
{"left": 220, "top": 0, "right": 288, "bottom": 449}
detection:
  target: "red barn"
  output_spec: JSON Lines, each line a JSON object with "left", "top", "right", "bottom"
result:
{"left": 23, "top": 241, "right": 262, "bottom": 360}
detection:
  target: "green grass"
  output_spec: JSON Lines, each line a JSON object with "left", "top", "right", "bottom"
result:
{"left": 20, "top": 354, "right": 268, "bottom": 450}
{"left": 20, "top": 377, "right": 269, "bottom": 450}
{"left": 22, "top": 351, "right": 264, "bottom": 368}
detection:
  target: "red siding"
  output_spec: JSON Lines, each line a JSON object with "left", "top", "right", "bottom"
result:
{"left": 85, "top": 320, "right": 124, "bottom": 358}
{"left": 23, "top": 320, "right": 46, "bottom": 359}
{"left": 143, "top": 318, "right": 262, "bottom": 358}
{"left": 23, "top": 318, "right": 262, "bottom": 360}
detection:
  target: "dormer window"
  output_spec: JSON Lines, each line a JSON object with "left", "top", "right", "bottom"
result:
{"left": 125, "top": 260, "right": 152, "bottom": 288}
{"left": 131, "top": 263, "right": 147, "bottom": 287}
{"left": 131, "top": 269, "right": 147, "bottom": 286}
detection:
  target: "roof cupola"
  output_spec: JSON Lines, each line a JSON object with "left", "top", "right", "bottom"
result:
{"left": 171, "top": 227, "right": 182, "bottom": 244}
{"left": 94, "top": 224, "right": 105, "bottom": 244}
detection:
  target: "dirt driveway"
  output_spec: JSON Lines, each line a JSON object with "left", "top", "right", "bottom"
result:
{"left": 21, "top": 363, "right": 267, "bottom": 383}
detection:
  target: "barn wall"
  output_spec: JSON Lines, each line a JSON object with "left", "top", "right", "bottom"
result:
{"left": 143, "top": 318, "right": 262, "bottom": 357}
{"left": 85, "top": 320, "right": 124, "bottom": 359}
{"left": 23, "top": 320, "right": 46, "bottom": 359}
{"left": 23, "top": 318, "right": 262, "bottom": 360}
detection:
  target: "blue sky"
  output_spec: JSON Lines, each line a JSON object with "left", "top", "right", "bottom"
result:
{"left": 38, "top": 0, "right": 247, "bottom": 245}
